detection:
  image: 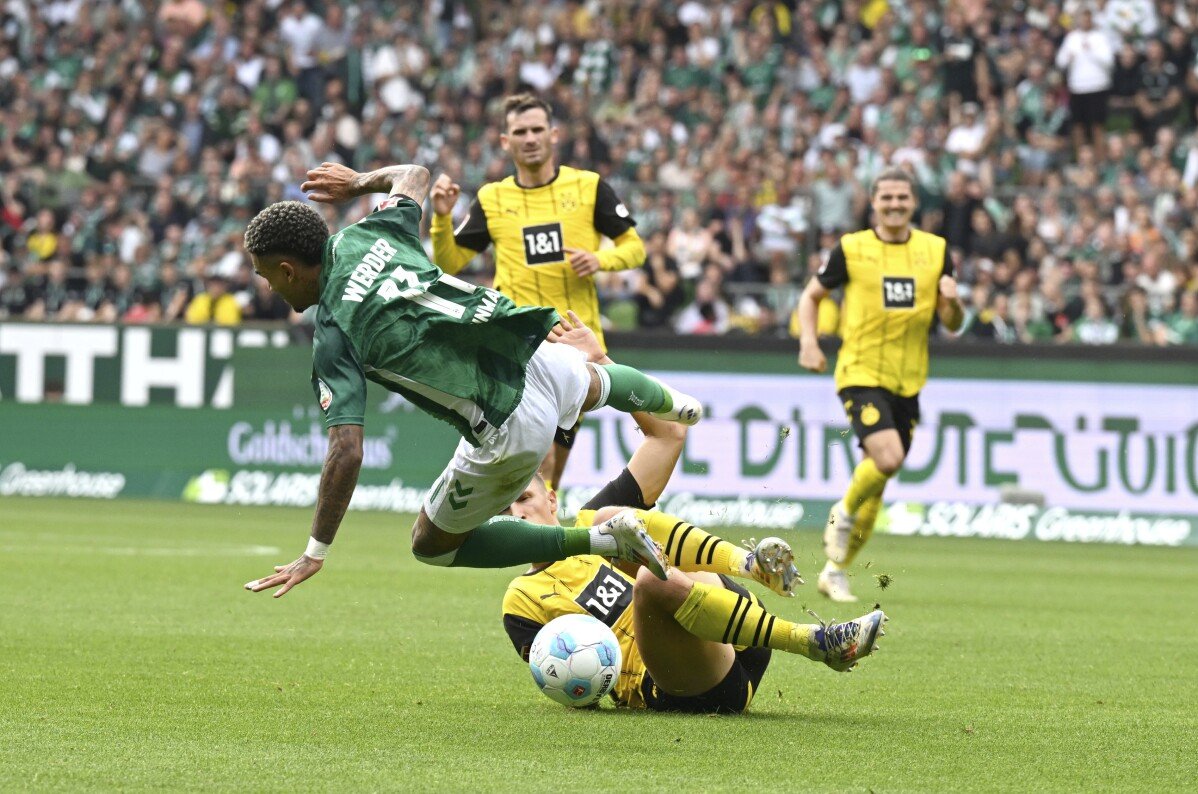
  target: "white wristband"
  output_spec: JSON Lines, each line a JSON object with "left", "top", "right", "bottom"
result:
{"left": 305, "top": 537, "right": 330, "bottom": 560}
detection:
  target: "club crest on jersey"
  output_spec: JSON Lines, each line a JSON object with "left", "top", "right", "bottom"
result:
{"left": 317, "top": 379, "right": 333, "bottom": 412}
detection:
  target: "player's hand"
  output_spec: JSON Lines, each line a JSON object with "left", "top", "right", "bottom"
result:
{"left": 565, "top": 247, "right": 601, "bottom": 277}
{"left": 549, "top": 310, "right": 605, "bottom": 362}
{"left": 798, "top": 342, "right": 827, "bottom": 373}
{"left": 244, "top": 554, "right": 324, "bottom": 598}
{"left": 939, "top": 274, "right": 960, "bottom": 300}
{"left": 302, "top": 162, "right": 363, "bottom": 204}
{"left": 430, "top": 173, "right": 461, "bottom": 216}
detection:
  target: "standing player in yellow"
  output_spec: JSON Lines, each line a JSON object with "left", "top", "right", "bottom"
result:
{"left": 430, "top": 94, "right": 645, "bottom": 491}
{"left": 797, "top": 168, "right": 964, "bottom": 602}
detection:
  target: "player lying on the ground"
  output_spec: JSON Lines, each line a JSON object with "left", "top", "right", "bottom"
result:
{"left": 240, "top": 163, "right": 702, "bottom": 598}
{"left": 501, "top": 315, "right": 886, "bottom": 713}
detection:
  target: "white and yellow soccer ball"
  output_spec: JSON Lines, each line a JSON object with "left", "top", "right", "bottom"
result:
{"left": 528, "top": 614, "right": 622, "bottom": 708}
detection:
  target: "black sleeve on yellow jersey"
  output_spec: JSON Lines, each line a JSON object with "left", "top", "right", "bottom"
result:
{"left": 815, "top": 243, "right": 848, "bottom": 290}
{"left": 582, "top": 467, "right": 652, "bottom": 512}
{"left": 453, "top": 196, "right": 493, "bottom": 250}
{"left": 941, "top": 247, "right": 954, "bottom": 278}
{"left": 503, "top": 613, "right": 544, "bottom": 661}
{"left": 593, "top": 178, "right": 637, "bottom": 239}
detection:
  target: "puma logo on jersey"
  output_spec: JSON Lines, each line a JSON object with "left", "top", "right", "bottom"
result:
{"left": 342, "top": 238, "right": 399, "bottom": 302}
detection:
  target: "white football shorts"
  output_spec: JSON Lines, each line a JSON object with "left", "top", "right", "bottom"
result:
{"left": 423, "top": 342, "right": 589, "bottom": 533}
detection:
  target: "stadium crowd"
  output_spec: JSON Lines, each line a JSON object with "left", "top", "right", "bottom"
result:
{"left": 1, "top": 0, "right": 1197, "bottom": 345}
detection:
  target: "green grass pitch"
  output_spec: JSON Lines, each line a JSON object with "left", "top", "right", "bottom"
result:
{"left": 2, "top": 497, "right": 1195, "bottom": 791}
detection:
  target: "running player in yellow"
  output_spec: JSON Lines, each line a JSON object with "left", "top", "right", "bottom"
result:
{"left": 430, "top": 93, "right": 645, "bottom": 491}
{"left": 501, "top": 314, "right": 886, "bottom": 713}
{"left": 797, "top": 167, "right": 964, "bottom": 602}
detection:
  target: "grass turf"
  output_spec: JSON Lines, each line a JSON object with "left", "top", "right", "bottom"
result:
{"left": 1, "top": 497, "right": 1195, "bottom": 791}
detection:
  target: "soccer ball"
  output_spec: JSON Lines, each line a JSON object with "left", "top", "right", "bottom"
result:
{"left": 528, "top": 614, "right": 622, "bottom": 708}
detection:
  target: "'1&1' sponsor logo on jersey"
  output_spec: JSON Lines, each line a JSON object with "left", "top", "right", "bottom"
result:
{"left": 317, "top": 379, "right": 332, "bottom": 412}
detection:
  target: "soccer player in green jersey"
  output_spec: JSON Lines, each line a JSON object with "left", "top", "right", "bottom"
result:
{"left": 241, "top": 162, "right": 702, "bottom": 597}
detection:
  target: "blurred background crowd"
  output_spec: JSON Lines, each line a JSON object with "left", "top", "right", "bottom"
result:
{"left": 1, "top": 0, "right": 1197, "bottom": 346}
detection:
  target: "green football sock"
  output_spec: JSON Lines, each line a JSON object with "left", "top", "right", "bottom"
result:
{"left": 593, "top": 364, "right": 672, "bottom": 414}
{"left": 447, "top": 517, "right": 592, "bottom": 568}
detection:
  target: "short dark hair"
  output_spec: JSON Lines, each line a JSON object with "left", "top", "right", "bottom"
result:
{"left": 870, "top": 167, "right": 918, "bottom": 197}
{"left": 502, "top": 93, "right": 553, "bottom": 128}
{"left": 244, "top": 201, "right": 329, "bottom": 266}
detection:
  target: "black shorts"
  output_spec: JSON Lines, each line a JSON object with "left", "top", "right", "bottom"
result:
{"left": 640, "top": 576, "right": 772, "bottom": 715}
{"left": 554, "top": 418, "right": 581, "bottom": 449}
{"left": 839, "top": 386, "right": 921, "bottom": 454}
{"left": 1069, "top": 90, "right": 1109, "bottom": 126}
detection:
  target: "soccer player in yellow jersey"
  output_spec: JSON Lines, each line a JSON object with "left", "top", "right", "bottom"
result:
{"left": 501, "top": 314, "right": 886, "bottom": 714}
{"left": 430, "top": 93, "right": 646, "bottom": 491}
{"left": 797, "top": 167, "right": 965, "bottom": 602}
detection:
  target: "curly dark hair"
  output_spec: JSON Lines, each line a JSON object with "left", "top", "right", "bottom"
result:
{"left": 243, "top": 201, "right": 329, "bottom": 266}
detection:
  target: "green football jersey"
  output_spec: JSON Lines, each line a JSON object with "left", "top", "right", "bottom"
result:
{"left": 311, "top": 196, "right": 558, "bottom": 444}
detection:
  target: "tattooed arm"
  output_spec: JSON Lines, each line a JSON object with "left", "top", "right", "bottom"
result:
{"left": 303, "top": 163, "right": 432, "bottom": 206}
{"left": 310, "top": 424, "right": 365, "bottom": 544}
{"left": 245, "top": 425, "right": 364, "bottom": 598}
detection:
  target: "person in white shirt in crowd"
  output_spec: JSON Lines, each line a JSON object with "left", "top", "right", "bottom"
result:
{"left": 756, "top": 186, "right": 808, "bottom": 284}
{"left": 944, "top": 102, "right": 990, "bottom": 176}
{"left": 1056, "top": 8, "right": 1115, "bottom": 157}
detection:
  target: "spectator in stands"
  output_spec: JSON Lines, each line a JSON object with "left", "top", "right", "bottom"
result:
{"left": 1135, "top": 39, "right": 1182, "bottom": 140}
{"left": 0, "top": 0, "right": 1193, "bottom": 348}
{"left": 675, "top": 273, "right": 730, "bottom": 335}
{"left": 635, "top": 230, "right": 685, "bottom": 330}
{"left": 184, "top": 272, "right": 241, "bottom": 326}
{"left": 1063, "top": 294, "right": 1120, "bottom": 344}
{"left": 1056, "top": 8, "right": 1115, "bottom": 155}
{"left": 1162, "top": 289, "right": 1198, "bottom": 344}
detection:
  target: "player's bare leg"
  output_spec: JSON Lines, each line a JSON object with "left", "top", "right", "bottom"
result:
{"left": 632, "top": 569, "right": 737, "bottom": 696}
{"left": 537, "top": 421, "right": 578, "bottom": 492}
{"left": 546, "top": 440, "right": 571, "bottom": 489}
{"left": 411, "top": 509, "right": 471, "bottom": 561}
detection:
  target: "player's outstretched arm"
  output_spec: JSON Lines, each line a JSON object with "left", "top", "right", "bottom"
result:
{"left": 302, "top": 163, "right": 431, "bottom": 206}
{"left": 244, "top": 424, "right": 364, "bottom": 597}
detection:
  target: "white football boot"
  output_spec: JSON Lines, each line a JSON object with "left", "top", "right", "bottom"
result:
{"left": 599, "top": 509, "right": 668, "bottom": 580}
{"left": 650, "top": 383, "right": 703, "bottom": 426}
{"left": 742, "top": 536, "right": 803, "bottom": 596}
{"left": 812, "top": 609, "right": 887, "bottom": 672}
{"left": 817, "top": 564, "right": 859, "bottom": 603}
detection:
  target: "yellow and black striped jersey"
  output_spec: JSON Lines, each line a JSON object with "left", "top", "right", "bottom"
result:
{"left": 502, "top": 551, "right": 649, "bottom": 707}
{"left": 502, "top": 467, "right": 653, "bottom": 707}
{"left": 817, "top": 228, "right": 951, "bottom": 397}
{"left": 430, "top": 165, "right": 644, "bottom": 351}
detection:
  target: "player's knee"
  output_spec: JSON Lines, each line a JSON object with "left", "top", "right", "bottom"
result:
{"left": 633, "top": 567, "right": 689, "bottom": 612}
{"left": 410, "top": 513, "right": 463, "bottom": 560}
{"left": 873, "top": 451, "right": 905, "bottom": 476}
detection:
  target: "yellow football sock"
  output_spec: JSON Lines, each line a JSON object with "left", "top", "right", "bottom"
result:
{"left": 673, "top": 581, "right": 817, "bottom": 659}
{"left": 843, "top": 458, "right": 890, "bottom": 514}
{"left": 842, "top": 494, "right": 882, "bottom": 567}
{"left": 640, "top": 511, "right": 748, "bottom": 577}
